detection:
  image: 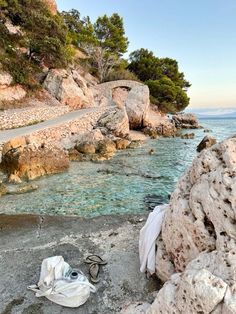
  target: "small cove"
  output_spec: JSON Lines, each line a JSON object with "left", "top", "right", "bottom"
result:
{"left": 0, "top": 118, "right": 235, "bottom": 217}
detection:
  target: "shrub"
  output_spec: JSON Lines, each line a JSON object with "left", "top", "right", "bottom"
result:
{"left": 104, "top": 69, "right": 139, "bottom": 82}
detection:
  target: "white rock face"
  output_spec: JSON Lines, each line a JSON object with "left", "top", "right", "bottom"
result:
{"left": 157, "top": 136, "right": 236, "bottom": 276}
{"left": 125, "top": 85, "right": 150, "bottom": 129}
{"left": 43, "top": 69, "right": 95, "bottom": 109}
{"left": 148, "top": 136, "right": 236, "bottom": 313}
{"left": 98, "top": 107, "right": 129, "bottom": 138}
{"left": 0, "top": 72, "right": 13, "bottom": 86}
{"left": 93, "top": 80, "right": 150, "bottom": 129}
{"left": 149, "top": 250, "right": 236, "bottom": 313}
{"left": 0, "top": 85, "right": 26, "bottom": 103}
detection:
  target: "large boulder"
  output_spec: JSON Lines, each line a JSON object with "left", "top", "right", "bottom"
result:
{"left": 148, "top": 136, "right": 236, "bottom": 313}
{"left": 1, "top": 142, "right": 69, "bottom": 180}
{"left": 43, "top": 69, "right": 95, "bottom": 109}
{"left": 93, "top": 80, "right": 150, "bottom": 129}
{"left": 97, "top": 107, "right": 129, "bottom": 138}
{"left": 172, "top": 113, "right": 200, "bottom": 129}
{"left": 197, "top": 135, "right": 217, "bottom": 152}
{"left": 156, "top": 136, "right": 236, "bottom": 278}
{"left": 148, "top": 250, "right": 236, "bottom": 313}
{"left": 125, "top": 85, "right": 150, "bottom": 129}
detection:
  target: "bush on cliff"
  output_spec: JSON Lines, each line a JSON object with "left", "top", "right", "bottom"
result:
{"left": 146, "top": 78, "right": 189, "bottom": 113}
{"left": 0, "top": 0, "right": 73, "bottom": 86}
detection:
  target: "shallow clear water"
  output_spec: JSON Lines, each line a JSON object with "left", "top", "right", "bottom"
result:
{"left": 0, "top": 118, "right": 235, "bottom": 217}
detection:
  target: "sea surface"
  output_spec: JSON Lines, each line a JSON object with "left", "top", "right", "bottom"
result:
{"left": 0, "top": 118, "right": 235, "bottom": 217}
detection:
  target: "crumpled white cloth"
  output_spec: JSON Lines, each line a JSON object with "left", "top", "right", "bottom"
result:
{"left": 28, "top": 256, "right": 96, "bottom": 308}
{"left": 139, "top": 205, "right": 168, "bottom": 274}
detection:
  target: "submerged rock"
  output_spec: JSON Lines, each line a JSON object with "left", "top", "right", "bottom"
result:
{"left": 7, "top": 184, "right": 38, "bottom": 195}
{"left": 197, "top": 135, "right": 217, "bottom": 152}
{"left": 0, "top": 183, "right": 7, "bottom": 196}
{"left": 172, "top": 113, "right": 200, "bottom": 129}
{"left": 181, "top": 132, "right": 195, "bottom": 139}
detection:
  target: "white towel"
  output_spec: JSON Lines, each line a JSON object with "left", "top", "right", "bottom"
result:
{"left": 139, "top": 205, "right": 168, "bottom": 274}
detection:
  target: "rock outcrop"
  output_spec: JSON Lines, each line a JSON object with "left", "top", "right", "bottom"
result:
{"left": 148, "top": 250, "right": 236, "bottom": 313}
{"left": 43, "top": 69, "right": 95, "bottom": 109}
{"left": 197, "top": 135, "right": 217, "bottom": 152}
{"left": 0, "top": 71, "right": 26, "bottom": 105}
{"left": 93, "top": 80, "right": 150, "bottom": 129}
{"left": 172, "top": 113, "right": 200, "bottom": 129}
{"left": 125, "top": 85, "right": 150, "bottom": 129}
{"left": 148, "top": 136, "right": 236, "bottom": 313}
{"left": 0, "top": 183, "right": 7, "bottom": 197}
{"left": 97, "top": 107, "right": 129, "bottom": 138}
{"left": 1, "top": 142, "right": 69, "bottom": 180}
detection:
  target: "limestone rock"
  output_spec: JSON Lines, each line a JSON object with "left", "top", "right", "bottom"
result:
{"left": 80, "top": 129, "right": 104, "bottom": 143}
{"left": 76, "top": 142, "right": 96, "bottom": 155}
{"left": 125, "top": 85, "right": 150, "bottom": 129}
{"left": 43, "top": 69, "right": 95, "bottom": 109}
{"left": 0, "top": 71, "right": 13, "bottom": 86}
{"left": 97, "top": 139, "right": 116, "bottom": 155}
{"left": 1, "top": 144, "right": 69, "bottom": 180}
{"left": 155, "top": 136, "right": 236, "bottom": 279}
{"left": 181, "top": 132, "right": 195, "bottom": 139}
{"left": 197, "top": 135, "right": 217, "bottom": 152}
{"left": 0, "top": 183, "right": 7, "bottom": 197}
{"left": 115, "top": 138, "right": 130, "bottom": 150}
{"left": 8, "top": 174, "right": 22, "bottom": 184}
{"left": 98, "top": 107, "right": 129, "bottom": 138}
{"left": 4, "top": 20, "right": 23, "bottom": 35}
{"left": 0, "top": 85, "right": 26, "bottom": 103}
{"left": 149, "top": 250, "right": 236, "bottom": 313}
{"left": 93, "top": 80, "right": 150, "bottom": 129}
{"left": 112, "top": 87, "right": 130, "bottom": 108}
{"left": 172, "top": 113, "right": 200, "bottom": 129}
{"left": 2, "top": 137, "right": 27, "bottom": 156}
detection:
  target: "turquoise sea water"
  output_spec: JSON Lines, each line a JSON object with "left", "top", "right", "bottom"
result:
{"left": 0, "top": 118, "right": 235, "bottom": 217}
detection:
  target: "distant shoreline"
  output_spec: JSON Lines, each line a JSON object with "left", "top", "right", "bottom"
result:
{"left": 198, "top": 116, "right": 236, "bottom": 120}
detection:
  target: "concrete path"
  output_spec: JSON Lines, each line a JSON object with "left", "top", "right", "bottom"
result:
{"left": 0, "top": 213, "right": 160, "bottom": 313}
{"left": 0, "top": 107, "right": 99, "bottom": 144}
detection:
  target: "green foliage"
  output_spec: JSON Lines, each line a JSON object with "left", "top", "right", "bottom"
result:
{"left": 128, "top": 49, "right": 190, "bottom": 113}
{"left": 62, "top": 11, "right": 129, "bottom": 82}
{"left": 104, "top": 69, "right": 139, "bottom": 82}
{"left": 0, "top": 0, "right": 73, "bottom": 86}
{"left": 61, "top": 10, "right": 97, "bottom": 48}
{"left": 146, "top": 78, "right": 189, "bottom": 113}
{"left": 94, "top": 13, "right": 128, "bottom": 56}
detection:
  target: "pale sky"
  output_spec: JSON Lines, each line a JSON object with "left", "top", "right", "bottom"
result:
{"left": 57, "top": 0, "right": 236, "bottom": 109}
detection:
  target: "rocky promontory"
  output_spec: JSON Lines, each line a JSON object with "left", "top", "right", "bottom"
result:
{"left": 147, "top": 135, "right": 236, "bottom": 313}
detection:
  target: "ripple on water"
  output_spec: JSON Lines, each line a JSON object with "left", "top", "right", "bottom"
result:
{"left": 0, "top": 118, "right": 235, "bottom": 217}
